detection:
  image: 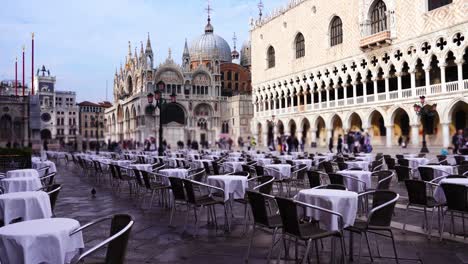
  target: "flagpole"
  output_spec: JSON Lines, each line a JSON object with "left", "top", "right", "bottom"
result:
{"left": 15, "top": 57, "right": 18, "bottom": 96}
{"left": 22, "top": 46, "right": 25, "bottom": 96}
{"left": 31, "top": 32, "right": 34, "bottom": 96}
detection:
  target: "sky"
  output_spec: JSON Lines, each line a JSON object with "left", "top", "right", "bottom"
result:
{"left": 0, "top": 0, "right": 284, "bottom": 102}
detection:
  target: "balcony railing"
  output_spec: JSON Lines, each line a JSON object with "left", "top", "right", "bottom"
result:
{"left": 255, "top": 78, "right": 468, "bottom": 117}
{"left": 359, "top": 30, "right": 392, "bottom": 50}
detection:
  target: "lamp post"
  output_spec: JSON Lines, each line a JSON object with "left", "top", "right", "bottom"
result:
{"left": 147, "top": 81, "right": 176, "bottom": 156}
{"left": 413, "top": 96, "right": 437, "bottom": 153}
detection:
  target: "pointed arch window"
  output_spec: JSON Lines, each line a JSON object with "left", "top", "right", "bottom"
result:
{"left": 371, "top": 0, "right": 387, "bottom": 34}
{"left": 267, "top": 46, "right": 275, "bottom": 68}
{"left": 330, "top": 17, "right": 343, "bottom": 46}
{"left": 295, "top": 33, "right": 305, "bottom": 58}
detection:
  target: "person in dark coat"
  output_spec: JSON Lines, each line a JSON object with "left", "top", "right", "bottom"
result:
{"left": 328, "top": 137, "right": 334, "bottom": 153}
{"left": 337, "top": 135, "right": 343, "bottom": 154}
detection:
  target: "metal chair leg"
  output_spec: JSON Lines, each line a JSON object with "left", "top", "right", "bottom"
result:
{"left": 364, "top": 232, "right": 373, "bottom": 262}
{"left": 266, "top": 227, "right": 278, "bottom": 263}
{"left": 244, "top": 225, "right": 256, "bottom": 263}
{"left": 301, "top": 239, "right": 313, "bottom": 264}
{"left": 389, "top": 230, "right": 399, "bottom": 264}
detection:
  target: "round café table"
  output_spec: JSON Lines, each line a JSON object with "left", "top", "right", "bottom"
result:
{"left": 0, "top": 191, "right": 52, "bottom": 225}
{"left": 336, "top": 170, "right": 372, "bottom": 192}
{"left": 222, "top": 162, "right": 245, "bottom": 173}
{"left": 295, "top": 189, "right": 358, "bottom": 231}
{"left": 345, "top": 161, "right": 369, "bottom": 171}
{"left": 0, "top": 218, "right": 84, "bottom": 264}
{"left": 159, "top": 169, "right": 189, "bottom": 179}
{"left": 0, "top": 176, "right": 42, "bottom": 193}
{"left": 293, "top": 159, "right": 313, "bottom": 170}
{"left": 6, "top": 169, "right": 39, "bottom": 179}
{"left": 128, "top": 164, "right": 153, "bottom": 172}
{"left": 207, "top": 175, "right": 248, "bottom": 201}
{"left": 264, "top": 164, "right": 292, "bottom": 179}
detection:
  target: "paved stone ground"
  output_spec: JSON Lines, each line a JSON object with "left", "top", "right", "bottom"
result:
{"left": 52, "top": 159, "right": 468, "bottom": 264}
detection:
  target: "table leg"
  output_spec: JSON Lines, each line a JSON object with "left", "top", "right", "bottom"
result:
{"left": 349, "top": 232, "right": 354, "bottom": 261}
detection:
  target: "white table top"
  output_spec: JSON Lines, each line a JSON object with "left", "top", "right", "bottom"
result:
{"left": 296, "top": 189, "right": 358, "bottom": 231}
{"left": 336, "top": 170, "right": 372, "bottom": 192}
{"left": 128, "top": 164, "right": 153, "bottom": 172}
{"left": 434, "top": 178, "right": 468, "bottom": 203}
{"left": 293, "top": 159, "right": 313, "bottom": 169}
{"left": 207, "top": 175, "right": 248, "bottom": 201}
{"left": 1, "top": 176, "right": 43, "bottom": 193}
{"left": 159, "top": 169, "right": 188, "bottom": 178}
{"left": 6, "top": 169, "right": 39, "bottom": 179}
{"left": 345, "top": 161, "right": 369, "bottom": 171}
{"left": 264, "top": 164, "right": 292, "bottom": 179}
{"left": 0, "top": 191, "right": 52, "bottom": 224}
{"left": 0, "top": 218, "right": 84, "bottom": 264}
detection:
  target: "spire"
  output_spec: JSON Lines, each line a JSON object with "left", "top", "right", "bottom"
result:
{"left": 258, "top": 0, "right": 264, "bottom": 20}
{"left": 233, "top": 32, "right": 237, "bottom": 51}
{"left": 134, "top": 46, "right": 138, "bottom": 59}
{"left": 231, "top": 32, "right": 239, "bottom": 60}
{"left": 204, "top": 0, "right": 214, "bottom": 33}
{"left": 140, "top": 41, "right": 144, "bottom": 55}
{"left": 128, "top": 41, "right": 132, "bottom": 56}
{"left": 183, "top": 38, "right": 189, "bottom": 56}
{"left": 145, "top": 32, "right": 153, "bottom": 54}
{"left": 168, "top": 48, "right": 172, "bottom": 59}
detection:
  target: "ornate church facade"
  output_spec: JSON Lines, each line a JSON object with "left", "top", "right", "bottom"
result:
{"left": 251, "top": 0, "right": 468, "bottom": 149}
{"left": 104, "top": 15, "right": 253, "bottom": 148}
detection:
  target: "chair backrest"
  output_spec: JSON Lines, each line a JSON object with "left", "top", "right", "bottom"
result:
{"left": 385, "top": 157, "right": 396, "bottom": 170}
{"left": 109, "top": 164, "right": 119, "bottom": 180}
{"left": 372, "top": 170, "right": 393, "bottom": 190}
{"left": 294, "top": 164, "right": 307, "bottom": 180}
{"left": 191, "top": 168, "right": 206, "bottom": 182}
{"left": 417, "top": 153, "right": 426, "bottom": 158}
{"left": 132, "top": 169, "right": 144, "bottom": 187}
{"left": 404, "top": 180, "right": 427, "bottom": 206}
{"left": 307, "top": 171, "right": 322, "bottom": 188}
{"left": 337, "top": 162, "right": 348, "bottom": 171}
{"left": 398, "top": 159, "right": 409, "bottom": 167}
{"left": 418, "top": 167, "right": 434, "bottom": 181}
{"left": 140, "top": 170, "right": 152, "bottom": 189}
{"left": 169, "top": 177, "right": 186, "bottom": 201}
{"left": 102, "top": 214, "right": 134, "bottom": 264}
{"left": 437, "top": 155, "right": 448, "bottom": 165}
{"left": 395, "top": 154, "right": 404, "bottom": 160}
{"left": 323, "top": 161, "right": 334, "bottom": 174}
{"left": 328, "top": 173, "right": 344, "bottom": 185}
{"left": 44, "top": 183, "right": 62, "bottom": 212}
{"left": 255, "top": 165, "right": 265, "bottom": 176}
{"left": 255, "top": 176, "right": 275, "bottom": 194}
{"left": 446, "top": 174, "right": 467, "bottom": 179}
{"left": 458, "top": 164, "right": 468, "bottom": 176}
{"left": 394, "top": 165, "right": 410, "bottom": 182}
{"left": 182, "top": 179, "right": 197, "bottom": 204}
{"left": 203, "top": 162, "right": 212, "bottom": 175}
{"left": 285, "top": 160, "right": 294, "bottom": 166}
{"left": 316, "top": 184, "right": 346, "bottom": 190}
{"left": 275, "top": 196, "right": 301, "bottom": 237}
{"left": 41, "top": 172, "right": 56, "bottom": 186}
{"left": 454, "top": 156, "right": 464, "bottom": 165}
{"left": 246, "top": 191, "right": 276, "bottom": 227}
{"left": 368, "top": 191, "right": 399, "bottom": 227}
{"left": 370, "top": 160, "right": 383, "bottom": 172}
{"left": 233, "top": 171, "right": 249, "bottom": 177}
{"left": 211, "top": 162, "right": 220, "bottom": 175}
{"left": 441, "top": 183, "right": 468, "bottom": 212}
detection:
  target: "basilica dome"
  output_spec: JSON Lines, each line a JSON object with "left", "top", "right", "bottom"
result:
{"left": 189, "top": 19, "right": 232, "bottom": 63}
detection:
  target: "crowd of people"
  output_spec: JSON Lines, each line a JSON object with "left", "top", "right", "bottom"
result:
{"left": 328, "top": 131, "right": 372, "bottom": 154}
{"left": 452, "top": 129, "right": 468, "bottom": 154}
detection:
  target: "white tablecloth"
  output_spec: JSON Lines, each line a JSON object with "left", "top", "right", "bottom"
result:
{"left": 1, "top": 177, "right": 42, "bottom": 193}
{"left": 229, "top": 152, "right": 242, "bottom": 157}
{"left": 256, "top": 158, "right": 272, "bottom": 166}
{"left": 296, "top": 189, "right": 358, "bottom": 231}
{"left": 406, "top": 158, "right": 429, "bottom": 169}
{"left": 434, "top": 178, "right": 468, "bottom": 203}
{"left": 128, "top": 164, "right": 153, "bottom": 172}
{"left": 207, "top": 175, "right": 248, "bottom": 201}
{"left": 292, "top": 159, "right": 313, "bottom": 170}
{"left": 166, "top": 158, "right": 185, "bottom": 167}
{"left": 227, "top": 156, "right": 243, "bottom": 162}
{"left": 109, "top": 160, "right": 133, "bottom": 166}
{"left": 222, "top": 162, "right": 245, "bottom": 173}
{"left": 159, "top": 169, "right": 188, "bottom": 179}
{"left": 419, "top": 165, "right": 456, "bottom": 179}
{"left": 31, "top": 159, "right": 57, "bottom": 175}
{"left": 336, "top": 170, "right": 372, "bottom": 192}
{"left": 264, "top": 164, "right": 292, "bottom": 179}
{"left": 5, "top": 169, "right": 39, "bottom": 179}
{"left": 355, "top": 156, "right": 373, "bottom": 162}
{"left": 278, "top": 155, "right": 293, "bottom": 162}
{"left": 0, "top": 218, "right": 84, "bottom": 264}
{"left": 0, "top": 191, "right": 52, "bottom": 224}
{"left": 191, "top": 159, "right": 212, "bottom": 169}
{"left": 345, "top": 161, "right": 369, "bottom": 171}
{"left": 252, "top": 154, "right": 265, "bottom": 159}
{"left": 403, "top": 154, "right": 418, "bottom": 158}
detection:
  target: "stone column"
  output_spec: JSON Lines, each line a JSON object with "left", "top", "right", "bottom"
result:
{"left": 373, "top": 77, "right": 378, "bottom": 101}
{"left": 439, "top": 63, "right": 447, "bottom": 93}
{"left": 318, "top": 90, "right": 322, "bottom": 109}
{"left": 424, "top": 67, "right": 431, "bottom": 94}
{"left": 410, "top": 69, "right": 416, "bottom": 97}
{"left": 310, "top": 129, "right": 317, "bottom": 147}
{"left": 352, "top": 82, "right": 357, "bottom": 104}
{"left": 326, "top": 88, "right": 330, "bottom": 108}
{"left": 384, "top": 74, "right": 390, "bottom": 100}
{"left": 311, "top": 91, "right": 315, "bottom": 110}
{"left": 363, "top": 81, "right": 367, "bottom": 103}
{"left": 385, "top": 125, "right": 393, "bottom": 147}
{"left": 456, "top": 59, "right": 464, "bottom": 89}
{"left": 343, "top": 85, "right": 348, "bottom": 105}
{"left": 326, "top": 128, "right": 333, "bottom": 144}
{"left": 396, "top": 72, "right": 402, "bottom": 98}
{"left": 441, "top": 122, "right": 450, "bottom": 148}
{"left": 411, "top": 124, "right": 419, "bottom": 146}
{"left": 263, "top": 131, "right": 269, "bottom": 148}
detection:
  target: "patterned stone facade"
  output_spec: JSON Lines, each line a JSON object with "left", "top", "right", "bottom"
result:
{"left": 251, "top": 0, "right": 468, "bottom": 148}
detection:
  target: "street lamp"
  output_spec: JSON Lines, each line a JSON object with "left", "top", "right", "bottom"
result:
{"left": 147, "top": 81, "right": 177, "bottom": 156}
{"left": 414, "top": 96, "right": 437, "bottom": 153}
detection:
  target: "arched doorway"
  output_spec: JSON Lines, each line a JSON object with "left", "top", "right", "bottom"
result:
{"left": 348, "top": 113, "right": 362, "bottom": 132}
{"left": 315, "top": 116, "right": 326, "bottom": 147}
{"left": 289, "top": 120, "right": 297, "bottom": 138}
{"left": 449, "top": 101, "right": 468, "bottom": 135}
{"left": 267, "top": 121, "right": 274, "bottom": 147}
{"left": 40, "top": 129, "right": 52, "bottom": 140}
{"left": 161, "top": 103, "right": 187, "bottom": 148}
{"left": 301, "top": 118, "right": 310, "bottom": 147}
{"left": 277, "top": 120, "right": 285, "bottom": 136}
{"left": 256, "top": 123, "right": 263, "bottom": 145}
{"left": 393, "top": 108, "right": 410, "bottom": 145}
{"left": 331, "top": 115, "right": 344, "bottom": 143}
{"left": 369, "top": 110, "right": 386, "bottom": 145}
